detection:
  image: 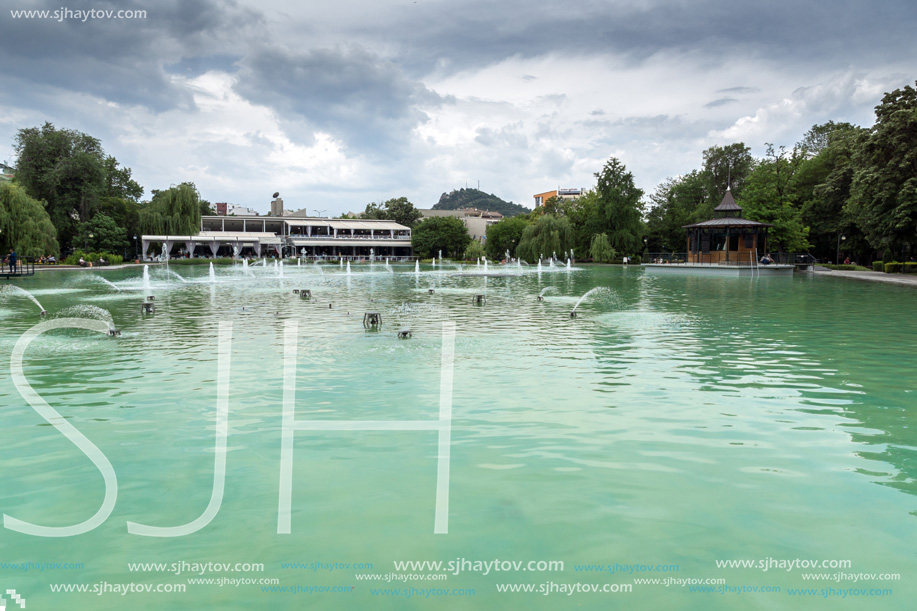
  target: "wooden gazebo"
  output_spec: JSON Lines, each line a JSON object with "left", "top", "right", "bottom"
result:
{"left": 682, "top": 190, "right": 772, "bottom": 265}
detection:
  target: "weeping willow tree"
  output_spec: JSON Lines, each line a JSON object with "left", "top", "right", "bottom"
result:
{"left": 138, "top": 182, "right": 202, "bottom": 235}
{"left": 590, "top": 233, "right": 616, "bottom": 263}
{"left": 515, "top": 214, "right": 575, "bottom": 262}
{"left": 0, "top": 182, "right": 60, "bottom": 257}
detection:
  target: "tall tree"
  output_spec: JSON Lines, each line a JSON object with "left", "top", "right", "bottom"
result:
{"left": 14, "top": 122, "right": 107, "bottom": 247}
{"left": 695, "top": 143, "right": 755, "bottom": 221}
{"left": 484, "top": 214, "right": 530, "bottom": 259}
{"left": 737, "top": 144, "right": 809, "bottom": 252}
{"left": 139, "top": 182, "right": 202, "bottom": 235}
{"left": 847, "top": 81, "right": 917, "bottom": 254}
{"left": 645, "top": 171, "right": 705, "bottom": 252}
{"left": 363, "top": 196, "right": 423, "bottom": 228}
{"left": 0, "top": 182, "right": 60, "bottom": 257}
{"left": 797, "top": 123, "right": 868, "bottom": 261}
{"left": 411, "top": 216, "right": 470, "bottom": 259}
{"left": 515, "top": 214, "right": 575, "bottom": 262}
{"left": 797, "top": 121, "right": 858, "bottom": 158}
{"left": 593, "top": 157, "right": 644, "bottom": 253}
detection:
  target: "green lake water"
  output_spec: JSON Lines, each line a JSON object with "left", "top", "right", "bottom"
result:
{"left": 1, "top": 263, "right": 914, "bottom": 610}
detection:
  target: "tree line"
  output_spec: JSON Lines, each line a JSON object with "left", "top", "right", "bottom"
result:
{"left": 2, "top": 122, "right": 211, "bottom": 258}
{"left": 4, "top": 80, "right": 914, "bottom": 263}
{"left": 481, "top": 80, "right": 917, "bottom": 264}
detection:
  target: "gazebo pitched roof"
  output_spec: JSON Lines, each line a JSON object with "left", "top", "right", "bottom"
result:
{"left": 714, "top": 189, "right": 742, "bottom": 213}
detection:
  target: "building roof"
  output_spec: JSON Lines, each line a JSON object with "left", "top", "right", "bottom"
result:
{"left": 683, "top": 217, "right": 773, "bottom": 228}
{"left": 713, "top": 189, "right": 742, "bottom": 212}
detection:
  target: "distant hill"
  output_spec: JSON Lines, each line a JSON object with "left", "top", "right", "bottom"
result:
{"left": 432, "top": 188, "right": 531, "bottom": 218}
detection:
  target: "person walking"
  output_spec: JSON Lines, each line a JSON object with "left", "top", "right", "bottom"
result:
{"left": 8, "top": 249, "right": 16, "bottom": 274}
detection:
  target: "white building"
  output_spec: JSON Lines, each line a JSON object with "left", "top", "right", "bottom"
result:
{"left": 141, "top": 215, "right": 413, "bottom": 260}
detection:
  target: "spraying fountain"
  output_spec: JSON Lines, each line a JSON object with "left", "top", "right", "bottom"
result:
{"left": 414, "top": 260, "right": 420, "bottom": 274}
{"left": 570, "top": 286, "right": 612, "bottom": 318}
{"left": 209, "top": 263, "right": 216, "bottom": 283}
{"left": 142, "top": 265, "right": 153, "bottom": 299}
{"left": 89, "top": 275, "right": 122, "bottom": 292}
{"left": 346, "top": 262, "right": 351, "bottom": 275}
{"left": 58, "top": 305, "right": 120, "bottom": 335}
{"left": 0, "top": 285, "right": 48, "bottom": 316}
{"left": 537, "top": 286, "right": 556, "bottom": 301}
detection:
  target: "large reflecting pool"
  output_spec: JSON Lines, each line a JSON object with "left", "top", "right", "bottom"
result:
{"left": 1, "top": 262, "right": 914, "bottom": 610}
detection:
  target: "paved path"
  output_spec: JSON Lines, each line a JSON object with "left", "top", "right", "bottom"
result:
{"left": 811, "top": 269, "right": 917, "bottom": 288}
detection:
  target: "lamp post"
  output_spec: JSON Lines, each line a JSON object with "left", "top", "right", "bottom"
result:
{"left": 316, "top": 209, "right": 327, "bottom": 218}
{"left": 836, "top": 234, "right": 846, "bottom": 265}
{"left": 133, "top": 235, "right": 138, "bottom": 261}
{"left": 85, "top": 232, "right": 94, "bottom": 252}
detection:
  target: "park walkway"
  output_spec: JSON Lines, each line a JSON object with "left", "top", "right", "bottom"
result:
{"left": 812, "top": 269, "right": 917, "bottom": 288}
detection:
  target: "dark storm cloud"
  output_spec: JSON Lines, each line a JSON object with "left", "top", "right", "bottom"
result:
{"left": 377, "top": 0, "right": 917, "bottom": 76}
{"left": 0, "top": 0, "right": 264, "bottom": 110}
{"left": 232, "top": 45, "right": 450, "bottom": 154}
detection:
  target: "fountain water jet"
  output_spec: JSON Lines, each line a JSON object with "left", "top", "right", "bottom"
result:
{"left": 209, "top": 263, "right": 216, "bottom": 283}
{"left": 142, "top": 265, "right": 152, "bottom": 298}
{"left": 0, "top": 285, "right": 47, "bottom": 315}
{"left": 570, "top": 286, "right": 612, "bottom": 317}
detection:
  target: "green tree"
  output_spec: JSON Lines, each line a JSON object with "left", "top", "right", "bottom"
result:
{"left": 589, "top": 233, "right": 616, "bottom": 262}
{"left": 411, "top": 216, "right": 470, "bottom": 259}
{"left": 797, "top": 121, "right": 857, "bottom": 157}
{"left": 139, "top": 183, "right": 203, "bottom": 235}
{"left": 515, "top": 215, "right": 575, "bottom": 262}
{"left": 0, "top": 182, "right": 60, "bottom": 257}
{"left": 363, "top": 197, "right": 423, "bottom": 228}
{"left": 464, "top": 240, "right": 485, "bottom": 260}
{"left": 847, "top": 81, "right": 917, "bottom": 254}
{"left": 737, "top": 144, "right": 810, "bottom": 252}
{"left": 645, "top": 172, "right": 705, "bottom": 252}
{"left": 593, "top": 157, "right": 644, "bottom": 253}
{"left": 76, "top": 213, "right": 128, "bottom": 254}
{"left": 101, "top": 155, "right": 143, "bottom": 203}
{"left": 484, "top": 214, "right": 531, "bottom": 259}
{"left": 796, "top": 123, "right": 868, "bottom": 261}
{"left": 695, "top": 143, "right": 755, "bottom": 221}
{"left": 14, "top": 122, "right": 108, "bottom": 247}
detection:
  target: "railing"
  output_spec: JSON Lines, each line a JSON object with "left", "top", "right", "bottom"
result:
{"left": 2, "top": 256, "right": 37, "bottom": 277}
{"left": 644, "top": 252, "right": 813, "bottom": 266}
{"left": 291, "top": 255, "right": 418, "bottom": 262}
{"left": 287, "top": 234, "right": 411, "bottom": 240}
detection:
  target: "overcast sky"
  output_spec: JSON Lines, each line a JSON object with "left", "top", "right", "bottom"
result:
{"left": 1, "top": 0, "right": 914, "bottom": 214}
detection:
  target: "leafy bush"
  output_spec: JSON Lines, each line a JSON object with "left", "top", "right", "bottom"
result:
{"left": 824, "top": 264, "right": 858, "bottom": 271}
{"left": 873, "top": 261, "right": 884, "bottom": 272}
{"left": 630, "top": 254, "right": 642, "bottom": 264}
{"left": 64, "top": 250, "right": 122, "bottom": 265}
{"left": 905, "top": 262, "right": 917, "bottom": 274}
{"left": 464, "top": 241, "right": 485, "bottom": 261}
{"left": 885, "top": 261, "right": 902, "bottom": 273}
